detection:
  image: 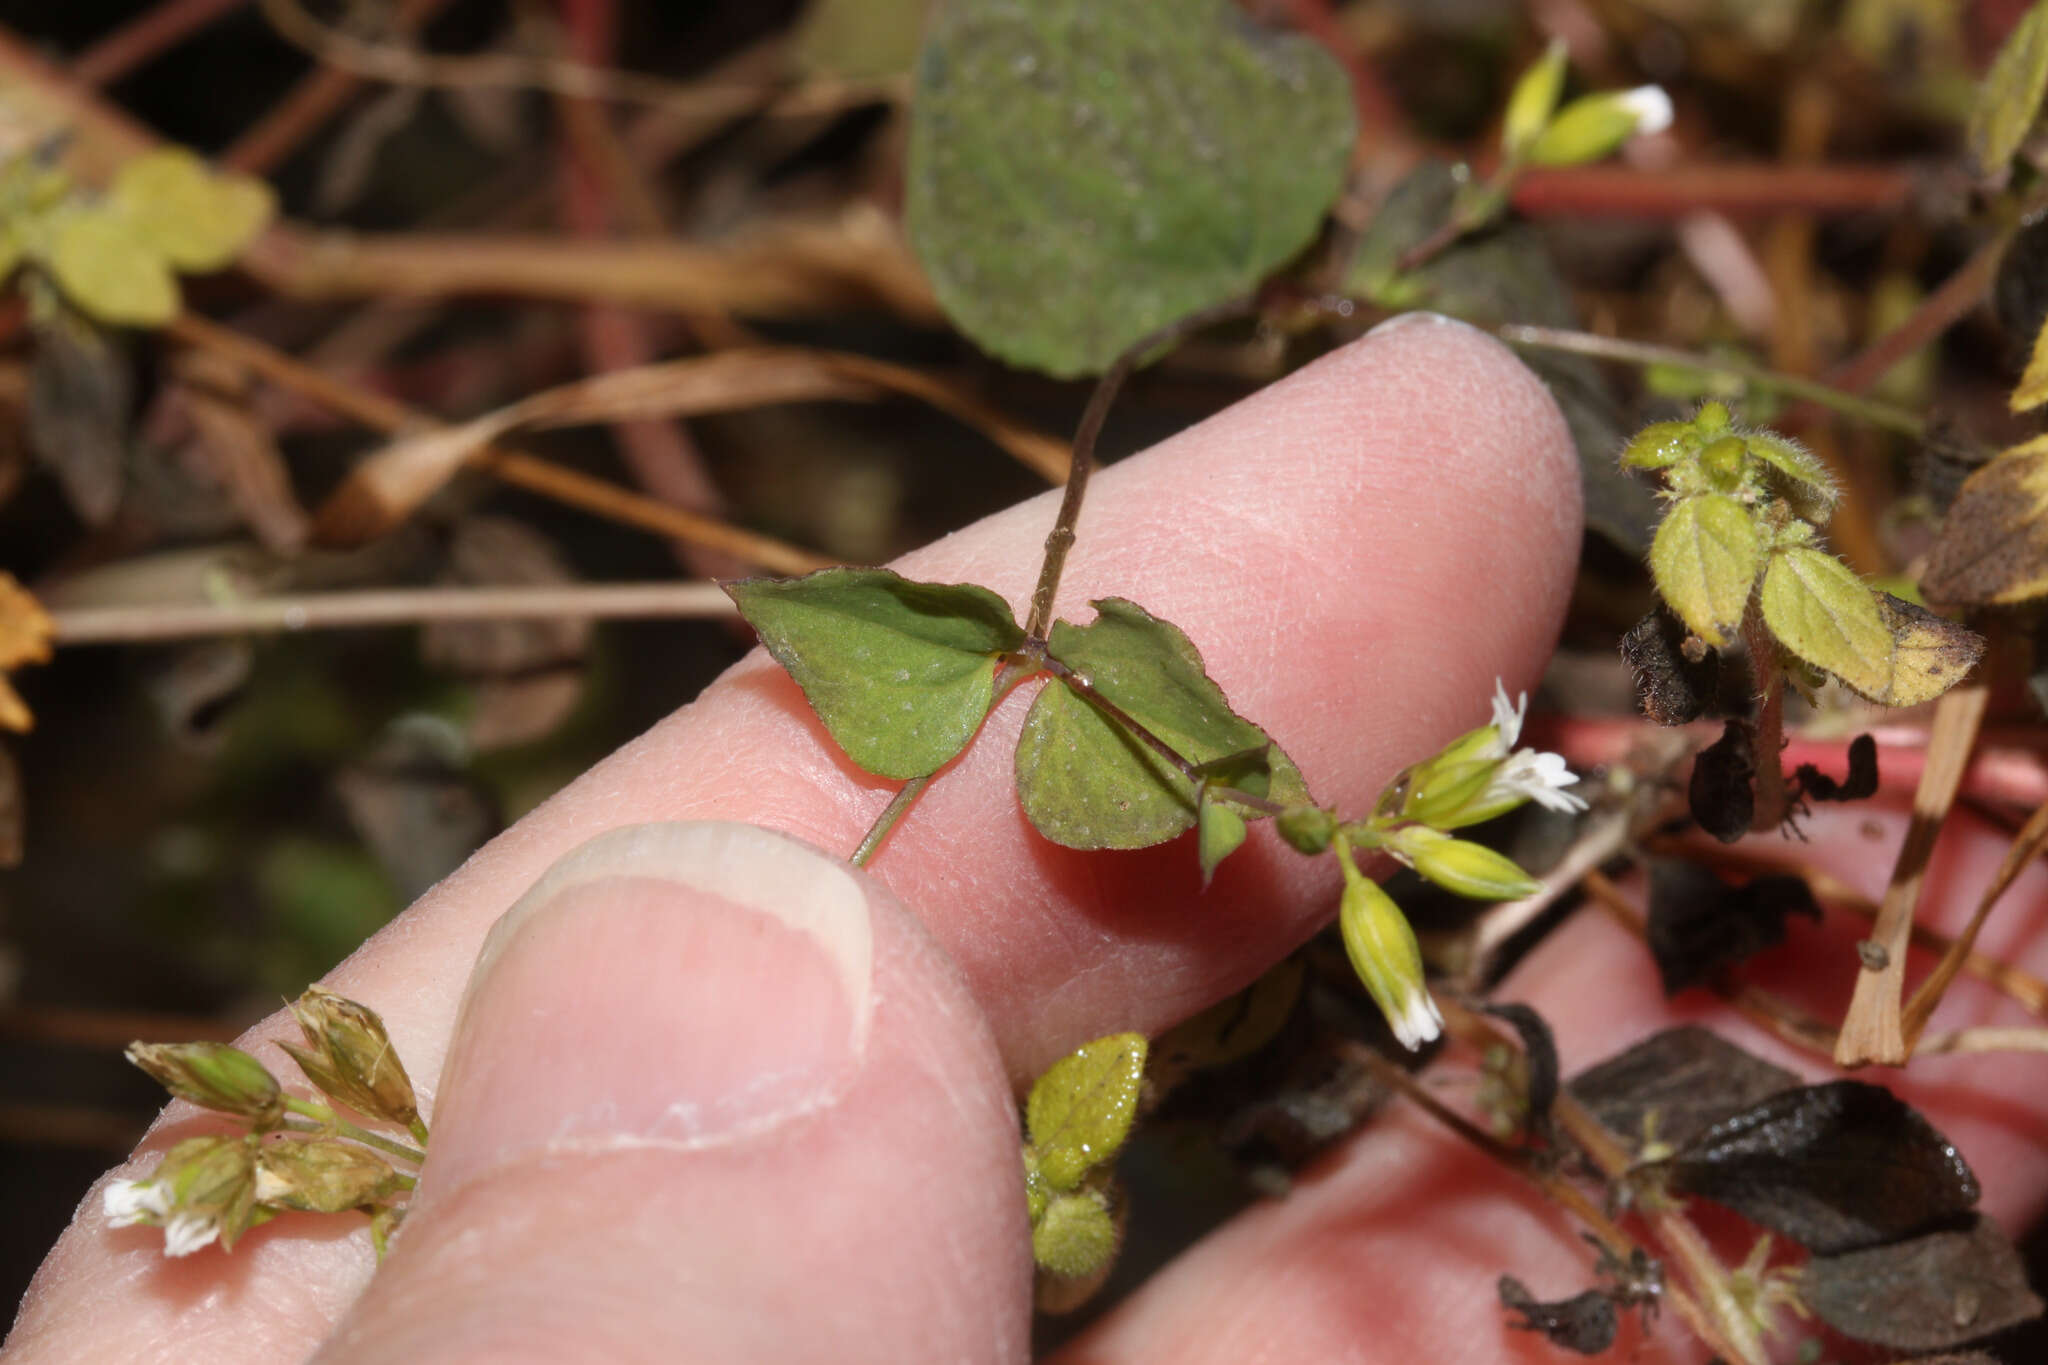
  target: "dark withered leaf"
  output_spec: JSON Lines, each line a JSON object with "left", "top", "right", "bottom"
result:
{"left": 1478, "top": 1000, "right": 1558, "bottom": 1127}
{"left": 1620, "top": 607, "right": 1717, "bottom": 725}
{"left": 1497, "top": 1275, "right": 1618, "bottom": 1355}
{"left": 1996, "top": 216, "right": 2048, "bottom": 347}
{"left": 1804, "top": 1215, "right": 2044, "bottom": 1351}
{"left": 1688, "top": 718, "right": 1754, "bottom": 843}
{"left": 1793, "top": 732, "right": 1877, "bottom": 804}
{"left": 0, "top": 742, "right": 20, "bottom": 868}
{"left": 1646, "top": 860, "right": 1821, "bottom": 996}
{"left": 1913, "top": 417, "right": 1993, "bottom": 517}
{"left": 1567, "top": 1026, "right": 1798, "bottom": 1155}
{"left": 1665, "top": 1080, "right": 1979, "bottom": 1255}
{"left": 27, "top": 306, "right": 130, "bottom": 525}
{"left": 335, "top": 714, "right": 500, "bottom": 904}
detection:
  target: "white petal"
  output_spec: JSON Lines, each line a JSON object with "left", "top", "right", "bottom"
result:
{"left": 1389, "top": 987, "right": 1445, "bottom": 1051}
{"left": 162, "top": 1213, "right": 220, "bottom": 1258}
{"left": 102, "top": 1179, "right": 170, "bottom": 1226}
{"left": 1489, "top": 679, "right": 1526, "bottom": 748}
{"left": 1617, "top": 85, "right": 1674, "bottom": 137}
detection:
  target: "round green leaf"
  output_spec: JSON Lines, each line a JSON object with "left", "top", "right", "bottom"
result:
{"left": 1760, "top": 548, "right": 1892, "bottom": 699}
{"left": 1026, "top": 1032, "right": 1147, "bottom": 1191}
{"left": 906, "top": 0, "right": 1355, "bottom": 377}
{"left": 1032, "top": 1189, "right": 1119, "bottom": 1279}
{"left": 41, "top": 208, "right": 178, "bottom": 327}
{"left": 1970, "top": 0, "right": 2048, "bottom": 175}
{"left": 109, "top": 148, "right": 275, "bottom": 273}
{"left": 724, "top": 567, "right": 1024, "bottom": 780}
{"left": 1015, "top": 598, "right": 1306, "bottom": 848}
{"left": 1649, "top": 493, "right": 1761, "bottom": 648}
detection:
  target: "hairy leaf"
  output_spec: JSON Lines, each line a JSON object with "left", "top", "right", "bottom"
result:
{"left": 1015, "top": 598, "right": 1304, "bottom": 848}
{"left": 1665, "top": 1080, "right": 1979, "bottom": 1254}
{"left": 1968, "top": 0, "right": 2048, "bottom": 175}
{"left": 1649, "top": 493, "right": 1758, "bottom": 648}
{"left": 1027, "top": 1032, "right": 1147, "bottom": 1190}
{"left": 906, "top": 0, "right": 1354, "bottom": 377}
{"left": 1759, "top": 547, "right": 1891, "bottom": 696}
{"left": 1872, "top": 592, "right": 1983, "bottom": 706}
{"left": 726, "top": 568, "right": 1023, "bottom": 780}
{"left": 1921, "top": 434, "right": 2048, "bottom": 604}
{"left": 1805, "top": 1215, "right": 2045, "bottom": 1351}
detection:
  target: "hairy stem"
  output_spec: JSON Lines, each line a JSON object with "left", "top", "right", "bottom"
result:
{"left": 1741, "top": 613, "right": 1789, "bottom": 832}
{"left": 1023, "top": 296, "right": 1257, "bottom": 640}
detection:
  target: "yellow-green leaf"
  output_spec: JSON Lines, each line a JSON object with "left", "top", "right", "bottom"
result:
{"left": 1969, "top": 0, "right": 2048, "bottom": 175}
{"left": 1501, "top": 39, "right": 1568, "bottom": 160}
{"left": 1759, "top": 547, "right": 1893, "bottom": 699}
{"left": 110, "top": 148, "right": 275, "bottom": 273}
{"left": 1649, "top": 493, "right": 1760, "bottom": 648}
{"left": 41, "top": 207, "right": 178, "bottom": 326}
{"left": 1026, "top": 1032, "right": 1147, "bottom": 1191}
{"left": 2016, "top": 313, "right": 2048, "bottom": 413}
{"left": 1920, "top": 433, "right": 2048, "bottom": 605}
{"left": 1871, "top": 594, "right": 1983, "bottom": 707}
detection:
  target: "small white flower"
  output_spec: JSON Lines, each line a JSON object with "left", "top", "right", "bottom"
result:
{"left": 102, "top": 1179, "right": 171, "bottom": 1227}
{"left": 1490, "top": 679, "right": 1527, "bottom": 750}
{"left": 1616, "top": 85, "right": 1674, "bottom": 137}
{"left": 1387, "top": 983, "right": 1445, "bottom": 1052}
{"left": 161, "top": 1213, "right": 220, "bottom": 1258}
{"left": 1492, "top": 749, "right": 1589, "bottom": 813}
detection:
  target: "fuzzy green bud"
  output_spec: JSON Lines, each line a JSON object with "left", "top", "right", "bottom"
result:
{"left": 1501, "top": 39, "right": 1570, "bottom": 161}
{"left": 1390, "top": 826, "right": 1543, "bottom": 901}
{"left": 125, "top": 1042, "right": 284, "bottom": 1127}
{"left": 280, "top": 985, "right": 419, "bottom": 1128}
{"left": 1527, "top": 85, "right": 1673, "bottom": 167}
{"left": 254, "top": 1137, "right": 406, "bottom": 1213}
{"left": 1336, "top": 840, "right": 1441, "bottom": 1051}
{"left": 1275, "top": 804, "right": 1336, "bottom": 855}
{"left": 1700, "top": 434, "right": 1749, "bottom": 489}
{"left": 1620, "top": 418, "right": 1701, "bottom": 470}
{"left": 1032, "top": 1188, "right": 1119, "bottom": 1279}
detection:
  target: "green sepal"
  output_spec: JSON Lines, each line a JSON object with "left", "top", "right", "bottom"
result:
{"left": 1026, "top": 1032, "right": 1148, "bottom": 1192}
{"left": 724, "top": 567, "right": 1025, "bottom": 780}
{"left": 1196, "top": 793, "right": 1248, "bottom": 887}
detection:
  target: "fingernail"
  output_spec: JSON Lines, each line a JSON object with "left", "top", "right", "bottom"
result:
{"left": 1363, "top": 310, "right": 1474, "bottom": 339}
{"left": 427, "top": 822, "right": 873, "bottom": 1189}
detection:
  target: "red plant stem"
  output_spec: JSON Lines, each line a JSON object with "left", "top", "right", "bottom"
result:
{"left": 71, "top": 0, "right": 248, "bottom": 88}
{"left": 1512, "top": 162, "right": 1915, "bottom": 219}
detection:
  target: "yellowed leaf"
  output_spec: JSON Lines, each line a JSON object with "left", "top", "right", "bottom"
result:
{"left": 0, "top": 573, "right": 54, "bottom": 671}
{"left": 0, "top": 675, "right": 29, "bottom": 734}
{"left": 110, "top": 148, "right": 275, "bottom": 273}
{"left": 1921, "top": 433, "right": 2048, "bottom": 605}
{"left": 2016, "top": 313, "right": 2048, "bottom": 413}
{"left": 41, "top": 207, "right": 178, "bottom": 327}
{"left": 1874, "top": 594, "right": 1984, "bottom": 707}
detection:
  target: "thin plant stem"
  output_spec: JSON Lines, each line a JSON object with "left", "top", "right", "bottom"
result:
{"left": 1741, "top": 612, "right": 1789, "bottom": 833}
{"left": 1024, "top": 296, "right": 1257, "bottom": 641}
{"left": 1495, "top": 324, "right": 1926, "bottom": 438}
{"left": 49, "top": 583, "right": 737, "bottom": 645}
{"left": 281, "top": 1100, "right": 427, "bottom": 1165}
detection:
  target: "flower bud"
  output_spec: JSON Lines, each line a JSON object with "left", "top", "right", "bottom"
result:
{"left": 125, "top": 1042, "right": 283, "bottom": 1126}
{"left": 1400, "top": 756, "right": 1500, "bottom": 827}
{"left": 1032, "top": 1188, "right": 1120, "bottom": 1280}
{"left": 1501, "top": 39, "right": 1569, "bottom": 161}
{"left": 105, "top": 1133, "right": 262, "bottom": 1255}
{"left": 1527, "top": 85, "right": 1673, "bottom": 167}
{"left": 254, "top": 1136, "right": 406, "bottom": 1213}
{"left": 1275, "top": 804, "right": 1336, "bottom": 855}
{"left": 1621, "top": 418, "right": 1703, "bottom": 471}
{"left": 1391, "top": 826, "right": 1542, "bottom": 901}
{"left": 280, "top": 985, "right": 419, "bottom": 1129}
{"left": 1336, "top": 849, "right": 1441, "bottom": 1051}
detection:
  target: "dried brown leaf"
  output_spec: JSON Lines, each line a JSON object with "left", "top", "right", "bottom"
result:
{"left": 27, "top": 307, "right": 130, "bottom": 525}
{"left": 1922, "top": 433, "right": 2048, "bottom": 605}
{"left": 174, "top": 353, "right": 309, "bottom": 553}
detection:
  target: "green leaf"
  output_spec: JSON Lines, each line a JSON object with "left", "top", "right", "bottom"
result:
{"left": 1759, "top": 547, "right": 1894, "bottom": 699}
{"left": 1500, "top": 39, "right": 1568, "bottom": 160}
{"left": 1014, "top": 598, "right": 1306, "bottom": 848}
{"left": 1032, "top": 1188, "right": 1119, "bottom": 1278}
{"left": 905, "top": 0, "right": 1354, "bottom": 377}
{"left": 108, "top": 148, "right": 274, "bottom": 273}
{"left": 1649, "top": 493, "right": 1761, "bottom": 648}
{"left": 40, "top": 207, "right": 178, "bottom": 327}
{"left": 1969, "top": 0, "right": 2048, "bottom": 175}
{"left": 725, "top": 567, "right": 1024, "bottom": 780}
{"left": 1743, "top": 430, "right": 1839, "bottom": 524}
{"left": 1026, "top": 1032, "right": 1148, "bottom": 1191}
{"left": 1196, "top": 793, "right": 1247, "bottom": 886}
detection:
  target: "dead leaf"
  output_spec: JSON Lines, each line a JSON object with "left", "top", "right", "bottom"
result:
{"left": 27, "top": 304, "right": 131, "bottom": 525}
{"left": 173, "top": 351, "right": 310, "bottom": 552}
{"left": 1922, "top": 433, "right": 2048, "bottom": 605}
{"left": 0, "top": 574, "right": 53, "bottom": 673}
{"left": 336, "top": 714, "right": 499, "bottom": 902}
{"left": 313, "top": 347, "right": 1067, "bottom": 547}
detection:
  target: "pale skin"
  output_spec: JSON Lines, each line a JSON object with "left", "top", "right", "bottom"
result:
{"left": 7, "top": 314, "right": 2048, "bottom": 1362}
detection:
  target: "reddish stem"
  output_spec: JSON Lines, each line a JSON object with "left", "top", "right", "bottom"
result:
{"left": 72, "top": 0, "right": 247, "bottom": 88}
{"left": 1512, "top": 162, "right": 1914, "bottom": 220}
